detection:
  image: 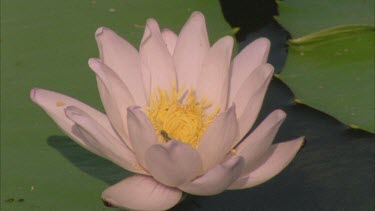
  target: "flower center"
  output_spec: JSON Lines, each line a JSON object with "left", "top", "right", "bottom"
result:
{"left": 146, "top": 85, "right": 219, "bottom": 148}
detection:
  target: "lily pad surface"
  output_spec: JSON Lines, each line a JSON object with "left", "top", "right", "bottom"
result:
{"left": 0, "top": 0, "right": 232, "bottom": 210}
{"left": 277, "top": 0, "right": 374, "bottom": 37}
{"left": 277, "top": 0, "right": 375, "bottom": 133}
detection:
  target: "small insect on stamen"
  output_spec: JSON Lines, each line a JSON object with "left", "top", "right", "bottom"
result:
{"left": 161, "top": 130, "right": 171, "bottom": 142}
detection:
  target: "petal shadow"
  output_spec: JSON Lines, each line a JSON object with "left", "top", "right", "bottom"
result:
{"left": 47, "top": 135, "right": 132, "bottom": 184}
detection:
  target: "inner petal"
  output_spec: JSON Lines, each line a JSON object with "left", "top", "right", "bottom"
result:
{"left": 146, "top": 85, "right": 219, "bottom": 148}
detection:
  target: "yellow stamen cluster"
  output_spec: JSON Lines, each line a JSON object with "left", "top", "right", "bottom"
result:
{"left": 147, "top": 85, "right": 219, "bottom": 148}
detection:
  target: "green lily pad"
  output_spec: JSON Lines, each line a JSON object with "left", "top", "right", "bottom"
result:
{"left": 276, "top": 0, "right": 375, "bottom": 37}
{"left": 277, "top": 0, "right": 375, "bottom": 133}
{"left": 0, "top": 1, "right": 233, "bottom": 210}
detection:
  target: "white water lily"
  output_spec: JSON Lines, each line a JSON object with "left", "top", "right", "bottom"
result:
{"left": 31, "top": 12, "right": 304, "bottom": 211}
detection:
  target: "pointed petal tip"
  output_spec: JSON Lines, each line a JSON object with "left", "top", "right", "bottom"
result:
{"left": 192, "top": 11, "right": 204, "bottom": 16}
{"left": 223, "top": 155, "right": 244, "bottom": 168}
{"left": 29, "top": 88, "right": 54, "bottom": 106}
{"left": 273, "top": 109, "right": 287, "bottom": 121}
{"left": 161, "top": 28, "right": 174, "bottom": 34}
{"left": 64, "top": 106, "right": 83, "bottom": 121}
{"left": 146, "top": 18, "right": 160, "bottom": 30}
{"left": 254, "top": 37, "right": 271, "bottom": 48}
{"left": 88, "top": 57, "right": 100, "bottom": 68}
{"left": 95, "top": 27, "right": 116, "bottom": 39}
{"left": 102, "top": 199, "right": 115, "bottom": 208}
{"left": 95, "top": 27, "right": 105, "bottom": 36}
{"left": 88, "top": 58, "right": 101, "bottom": 70}
{"left": 190, "top": 11, "right": 205, "bottom": 21}
{"left": 263, "top": 63, "right": 275, "bottom": 74}
{"left": 30, "top": 88, "right": 39, "bottom": 102}
{"left": 222, "top": 36, "right": 235, "bottom": 49}
{"left": 298, "top": 136, "right": 307, "bottom": 151}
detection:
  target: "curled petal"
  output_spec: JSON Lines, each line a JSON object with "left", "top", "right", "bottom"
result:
{"left": 127, "top": 106, "right": 158, "bottom": 169}
{"left": 95, "top": 27, "right": 147, "bottom": 106}
{"left": 161, "top": 28, "right": 178, "bottom": 55}
{"left": 197, "top": 36, "right": 234, "bottom": 111}
{"left": 145, "top": 140, "right": 203, "bottom": 187}
{"left": 235, "top": 110, "right": 286, "bottom": 176}
{"left": 65, "top": 106, "right": 146, "bottom": 174}
{"left": 180, "top": 155, "right": 244, "bottom": 195}
{"left": 229, "top": 137, "right": 305, "bottom": 190}
{"left": 89, "top": 58, "right": 135, "bottom": 149}
{"left": 140, "top": 19, "right": 176, "bottom": 93}
{"left": 230, "top": 38, "right": 271, "bottom": 99}
{"left": 174, "top": 11, "right": 210, "bottom": 89}
{"left": 102, "top": 175, "right": 182, "bottom": 211}
{"left": 197, "top": 105, "right": 238, "bottom": 171}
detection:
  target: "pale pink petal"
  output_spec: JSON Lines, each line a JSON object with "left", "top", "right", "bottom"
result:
{"left": 29, "top": 88, "right": 145, "bottom": 173}
{"left": 64, "top": 106, "right": 147, "bottom": 174}
{"left": 179, "top": 155, "right": 244, "bottom": 195}
{"left": 228, "top": 137, "right": 305, "bottom": 189}
{"left": 161, "top": 28, "right": 178, "bottom": 55}
{"left": 231, "top": 64, "right": 274, "bottom": 145}
{"left": 95, "top": 27, "right": 147, "bottom": 106}
{"left": 127, "top": 106, "right": 158, "bottom": 169}
{"left": 197, "top": 36, "right": 233, "bottom": 111}
{"left": 229, "top": 63, "right": 274, "bottom": 112}
{"left": 102, "top": 175, "right": 182, "bottom": 211}
{"left": 89, "top": 58, "right": 134, "bottom": 149}
{"left": 140, "top": 19, "right": 176, "bottom": 93}
{"left": 145, "top": 140, "right": 203, "bottom": 187}
{"left": 30, "top": 88, "right": 107, "bottom": 156}
{"left": 197, "top": 105, "right": 238, "bottom": 171}
{"left": 173, "top": 11, "right": 210, "bottom": 89}
{"left": 235, "top": 110, "right": 286, "bottom": 176}
{"left": 230, "top": 38, "right": 271, "bottom": 99}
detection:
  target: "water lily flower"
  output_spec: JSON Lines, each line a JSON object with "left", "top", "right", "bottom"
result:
{"left": 30, "top": 11, "right": 304, "bottom": 211}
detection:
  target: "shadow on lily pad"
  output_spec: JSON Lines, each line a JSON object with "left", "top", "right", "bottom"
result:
{"left": 47, "top": 136, "right": 131, "bottom": 185}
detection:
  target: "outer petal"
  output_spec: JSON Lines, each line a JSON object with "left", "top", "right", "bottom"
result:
{"left": 145, "top": 140, "right": 203, "bottom": 187}
{"left": 197, "top": 36, "right": 234, "bottom": 111}
{"left": 233, "top": 64, "right": 274, "bottom": 143}
{"left": 228, "top": 137, "right": 305, "bottom": 189}
{"left": 161, "top": 28, "right": 178, "bottom": 55}
{"left": 140, "top": 19, "right": 176, "bottom": 94}
{"left": 197, "top": 105, "right": 238, "bottom": 171}
{"left": 235, "top": 110, "right": 286, "bottom": 176}
{"left": 102, "top": 175, "right": 182, "bottom": 211}
{"left": 30, "top": 88, "right": 145, "bottom": 173}
{"left": 30, "top": 88, "right": 106, "bottom": 155}
{"left": 64, "top": 106, "right": 146, "bottom": 174}
{"left": 179, "top": 155, "right": 244, "bottom": 196}
{"left": 89, "top": 58, "right": 135, "bottom": 149}
{"left": 127, "top": 106, "right": 158, "bottom": 168}
{"left": 174, "top": 11, "right": 210, "bottom": 89}
{"left": 95, "top": 27, "right": 147, "bottom": 106}
{"left": 230, "top": 38, "right": 271, "bottom": 99}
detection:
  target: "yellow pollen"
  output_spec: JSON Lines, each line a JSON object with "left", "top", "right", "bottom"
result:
{"left": 56, "top": 101, "right": 65, "bottom": 107}
{"left": 146, "top": 85, "right": 219, "bottom": 148}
